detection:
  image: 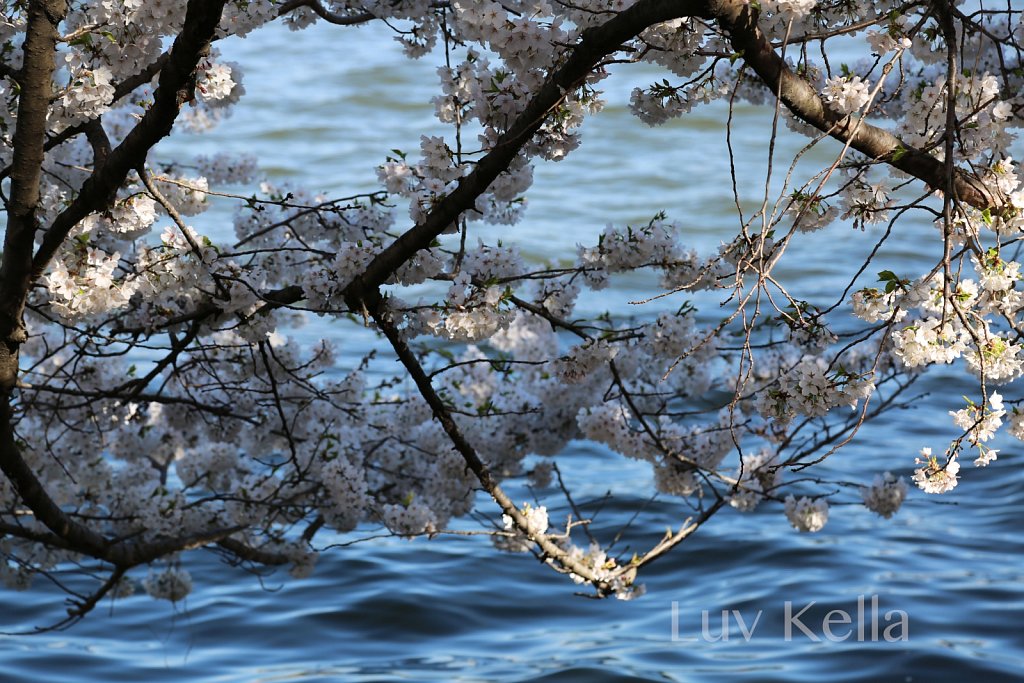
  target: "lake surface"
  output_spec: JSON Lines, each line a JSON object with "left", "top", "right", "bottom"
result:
{"left": 2, "top": 18, "right": 1023, "bottom": 683}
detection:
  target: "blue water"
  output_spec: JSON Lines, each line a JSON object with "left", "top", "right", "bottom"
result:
{"left": 3, "top": 19, "right": 1024, "bottom": 683}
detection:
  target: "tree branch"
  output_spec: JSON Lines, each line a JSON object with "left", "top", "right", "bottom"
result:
{"left": 348, "top": 0, "right": 998, "bottom": 315}
{"left": 31, "top": 0, "right": 229, "bottom": 279}
{"left": 34, "top": 53, "right": 172, "bottom": 160}
{"left": 0, "top": 0, "right": 69, "bottom": 383}
{"left": 366, "top": 289, "right": 621, "bottom": 593}
{"left": 277, "top": 0, "right": 449, "bottom": 25}
{"left": 277, "top": 0, "right": 377, "bottom": 25}
{"left": 86, "top": 1, "right": 1006, "bottom": 357}
{"left": 709, "top": 0, "right": 995, "bottom": 208}
{"left": 345, "top": 0, "right": 712, "bottom": 305}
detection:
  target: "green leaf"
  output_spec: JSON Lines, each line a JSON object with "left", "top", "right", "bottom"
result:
{"left": 878, "top": 270, "right": 901, "bottom": 293}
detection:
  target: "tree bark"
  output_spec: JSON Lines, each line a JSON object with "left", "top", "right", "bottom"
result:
{"left": 0, "top": 0, "right": 68, "bottom": 393}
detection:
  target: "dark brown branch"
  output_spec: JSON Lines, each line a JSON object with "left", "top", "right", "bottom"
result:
{"left": 63, "top": 565, "right": 127, "bottom": 623}
{"left": 277, "top": 0, "right": 377, "bottom": 25}
{"left": 1, "top": 395, "right": 248, "bottom": 567}
{"left": 345, "top": 0, "right": 711, "bottom": 305}
{"left": 0, "top": 520, "right": 76, "bottom": 552}
{"left": 0, "top": 60, "right": 20, "bottom": 87}
{"left": 366, "top": 289, "right": 617, "bottom": 592}
{"left": 20, "top": 383, "right": 255, "bottom": 420}
{"left": 31, "top": 0, "right": 229, "bottom": 279}
{"left": 2, "top": 396, "right": 120, "bottom": 559}
{"left": 0, "top": 0, "right": 69, "bottom": 384}
{"left": 82, "top": 119, "right": 112, "bottom": 168}
{"left": 277, "top": 0, "right": 449, "bottom": 25}
{"left": 709, "top": 0, "right": 995, "bottom": 208}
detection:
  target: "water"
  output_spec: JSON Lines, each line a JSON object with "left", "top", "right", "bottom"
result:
{"left": 2, "top": 19, "right": 1024, "bottom": 683}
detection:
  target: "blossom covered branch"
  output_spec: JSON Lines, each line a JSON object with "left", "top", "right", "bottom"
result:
{"left": 0, "top": 0, "right": 1020, "bottom": 622}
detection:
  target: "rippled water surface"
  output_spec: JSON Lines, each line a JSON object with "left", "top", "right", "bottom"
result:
{"left": 3, "top": 19, "right": 1023, "bottom": 683}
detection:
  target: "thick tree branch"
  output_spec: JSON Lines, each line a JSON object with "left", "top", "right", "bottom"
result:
{"left": 277, "top": 0, "right": 378, "bottom": 25}
{"left": 0, "top": 0, "right": 68, "bottom": 384}
{"left": 709, "top": 0, "right": 995, "bottom": 208}
{"left": 0, "top": 395, "right": 248, "bottom": 567}
{"left": 0, "top": 521, "right": 76, "bottom": 551}
{"left": 277, "top": 0, "right": 449, "bottom": 25}
{"left": 1, "top": 397, "right": 119, "bottom": 560}
{"left": 31, "top": 0, "right": 229, "bottom": 279}
{"left": 345, "top": 0, "right": 711, "bottom": 305}
{"left": 82, "top": 119, "right": 112, "bottom": 168}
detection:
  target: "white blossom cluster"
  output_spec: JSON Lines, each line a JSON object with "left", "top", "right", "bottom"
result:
{"left": 912, "top": 449, "right": 961, "bottom": 495}
{"left": 560, "top": 541, "right": 645, "bottom": 601}
{"left": 730, "top": 450, "right": 783, "bottom": 512}
{"left": 498, "top": 503, "right": 550, "bottom": 552}
{"left": 783, "top": 495, "right": 829, "bottom": 532}
{"left": 143, "top": 567, "right": 193, "bottom": 603}
{"left": 861, "top": 472, "right": 908, "bottom": 519}
{"left": 754, "top": 354, "right": 874, "bottom": 424}
{"left": 822, "top": 75, "right": 872, "bottom": 114}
